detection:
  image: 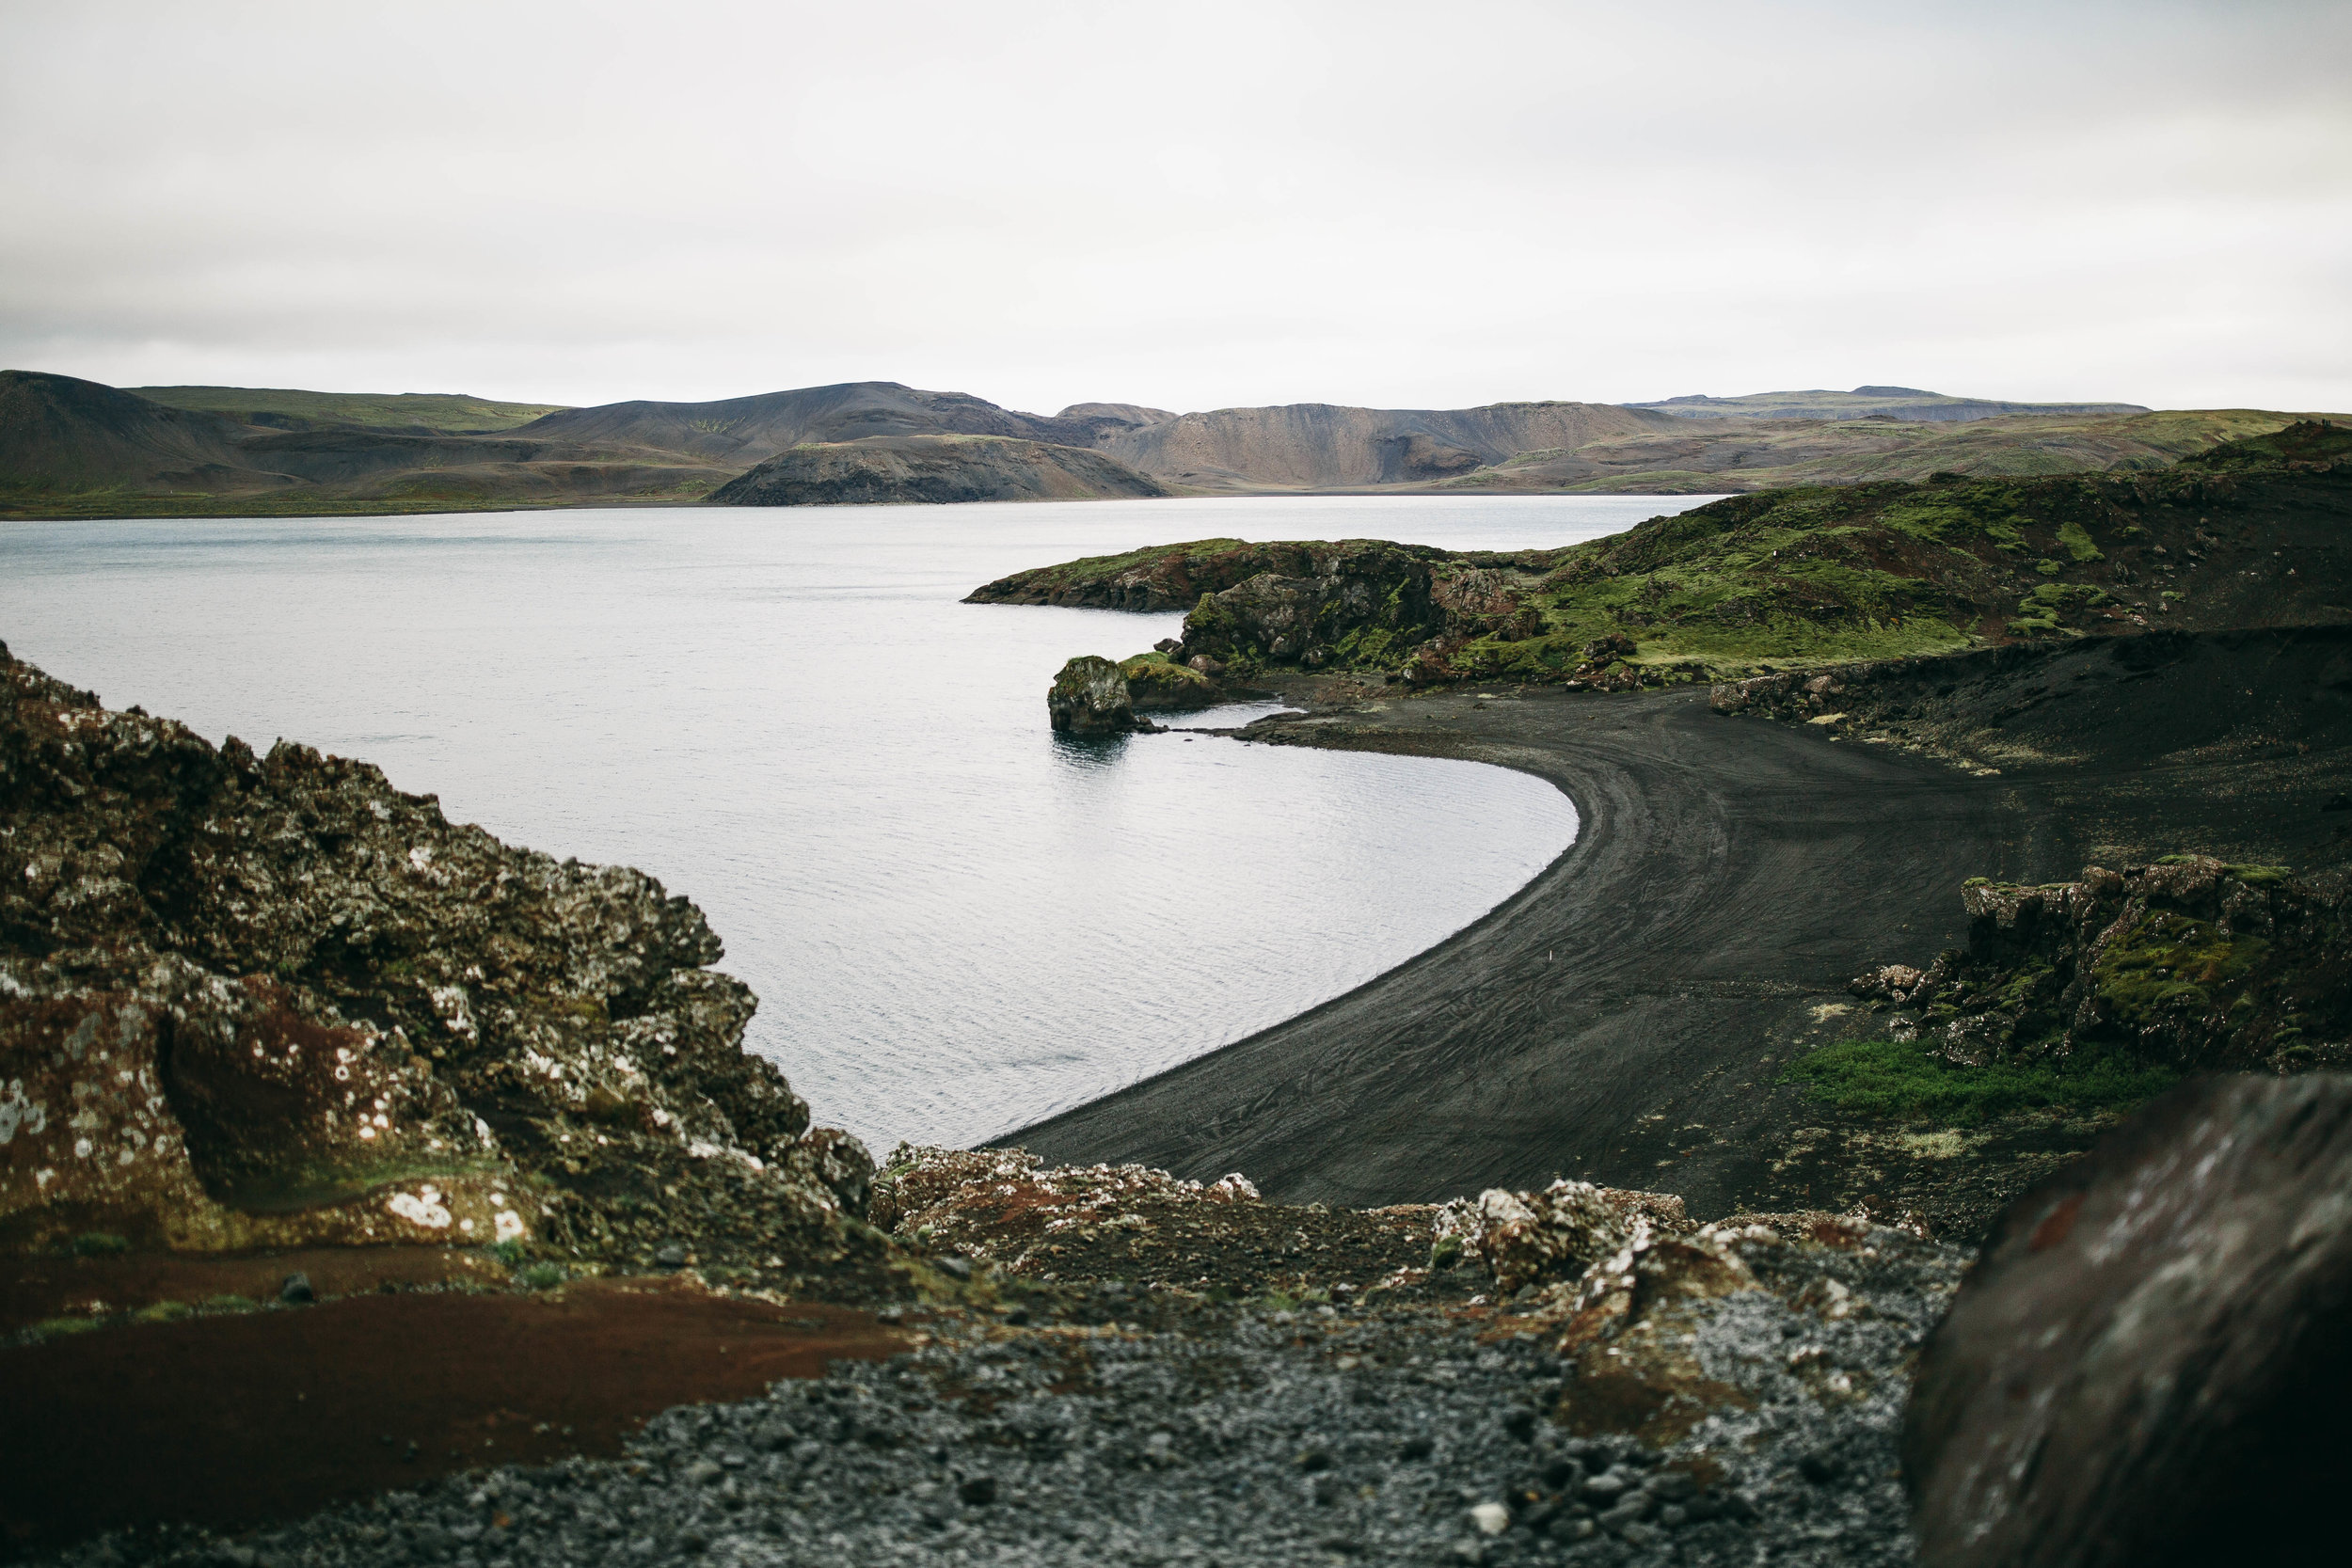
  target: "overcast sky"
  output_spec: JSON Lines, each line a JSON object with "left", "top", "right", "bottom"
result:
{"left": 3, "top": 0, "right": 2346, "bottom": 415}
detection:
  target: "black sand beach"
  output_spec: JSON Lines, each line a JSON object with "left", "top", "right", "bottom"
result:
{"left": 1011, "top": 629, "right": 2352, "bottom": 1227}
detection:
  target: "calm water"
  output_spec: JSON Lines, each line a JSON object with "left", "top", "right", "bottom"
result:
{"left": 0, "top": 494, "right": 1710, "bottom": 1150}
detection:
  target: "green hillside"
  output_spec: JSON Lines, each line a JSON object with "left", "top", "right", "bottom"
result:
{"left": 131, "top": 386, "right": 568, "bottom": 435}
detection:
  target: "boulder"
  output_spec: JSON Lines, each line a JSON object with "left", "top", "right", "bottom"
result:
{"left": 1904, "top": 1073, "right": 2352, "bottom": 1567}
{"left": 1046, "top": 656, "right": 1136, "bottom": 734}
{"left": 1436, "top": 1179, "right": 1693, "bottom": 1293}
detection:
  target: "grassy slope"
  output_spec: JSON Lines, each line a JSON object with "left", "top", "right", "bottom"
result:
{"left": 131, "top": 387, "right": 569, "bottom": 434}
{"left": 2, "top": 472, "right": 724, "bottom": 520}
{"left": 1442, "top": 409, "right": 2315, "bottom": 495}
{"left": 1473, "top": 479, "right": 2090, "bottom": 676}
{"left": 1016, "top": 421, "right": 2351, "bottom": 683}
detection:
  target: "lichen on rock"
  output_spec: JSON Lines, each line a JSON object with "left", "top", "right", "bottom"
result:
{"left": 0, "top": 641, "right": 871, "bottom": 1273}
{"left": 1851, "top": 855, "right": 2350, "bottom": 1075}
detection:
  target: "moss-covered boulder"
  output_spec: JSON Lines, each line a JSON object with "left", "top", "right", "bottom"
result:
{"left": 1117, "top": 652, "right": 1218, "bottom": 711}
{"left": 1046, "top": 656, "right": 1135, "bottom": 733}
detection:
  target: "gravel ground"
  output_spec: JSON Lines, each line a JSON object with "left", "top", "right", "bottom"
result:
{"left": 51, "top": 1228, "right": 1963, "bottom": 1568}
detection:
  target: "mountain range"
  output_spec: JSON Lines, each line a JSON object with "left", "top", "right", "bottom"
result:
{"left": 0, "top": 369, "right": 2327, "bottom": 518}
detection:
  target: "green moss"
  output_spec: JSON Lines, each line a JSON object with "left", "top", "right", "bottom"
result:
{"left": 2055, "top": 520, "right": 2105, "bottom": 562}
{"left": 26, "top": 1316, "right": 104, "bottom": 1339}
{"left": 71, "top": 1232, "right": 131, "bottom": 1257}
{"left": 516, "top": 1262, "right": 568, "bottom": 1291}
{"left": 1118, "top": 652, "right": 1212, "bottom": 692}
{"left": 2092, "top": 911, "right": 2267, "bottom": 1026}
{"left": 2034, "top": 559, "right": 2063, "bottom": 576}
{"left": 1784, "top": 1037, "right": 2179, "bottom": 1125}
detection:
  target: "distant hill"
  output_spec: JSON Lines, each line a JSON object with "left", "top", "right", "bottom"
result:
{"left": 1096, "top": 401, "right": 1679, "bottom": 488}
{"left": 0, "top": 370, "right": 731, "bottom": 517}
{"left": 2, "top": 369, "right": 2332, "bottom": 519}
{"left": 709, "top": 435, "right": 1168, "bottom": 507}
{"left": 0, "top": 370, "right": 265, "bottom": 493}
{"left": 132, "top": 386, "right": 567, "bottom": 435}
{"left": 1625, "top": 386, "right": 2149, "bottom": 422}
{"left": 1444, "top": 408, "right": 2316, "bottom": 495}
{"left": 512, "top": 381, "right": 1136, "bottom": 465}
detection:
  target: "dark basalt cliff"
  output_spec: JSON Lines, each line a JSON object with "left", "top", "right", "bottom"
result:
{"left": 709, "top": 434, "right": 1166, "bottom": 507}
{"left": 0, "top": 644, "right": 872, "bottom": 1277}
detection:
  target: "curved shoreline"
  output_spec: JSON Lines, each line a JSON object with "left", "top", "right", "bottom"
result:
{"left": 1003, "top": 683, "right": 2025, "bottom": 1211}
{"left": 1003, "top": 649, "right": 2352, "bottom": 1217}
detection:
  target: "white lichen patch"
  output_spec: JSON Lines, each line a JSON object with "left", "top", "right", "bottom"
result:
{"left": 0, "top": 1078, "right": 45, "bottom": 1144}
{"left": 388, "top": 1185, "right": 454, "bottom": 1229}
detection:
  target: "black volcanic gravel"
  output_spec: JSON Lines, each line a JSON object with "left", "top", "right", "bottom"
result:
{"left": 48, "top": 1236, "right": 1963, "bottom": 1568}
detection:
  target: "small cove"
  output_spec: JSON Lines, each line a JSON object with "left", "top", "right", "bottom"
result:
{"left": 0, "top": 494, "right": 1711, "bottom": 1149}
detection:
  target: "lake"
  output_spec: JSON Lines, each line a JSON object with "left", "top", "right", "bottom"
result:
{"left": 0, "top": 494, "right": 1710, "bottom": 1151}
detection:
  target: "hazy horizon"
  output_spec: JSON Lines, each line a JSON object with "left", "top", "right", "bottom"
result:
{"left": 4, "top": 0, "right": 2346, "bottom": 416}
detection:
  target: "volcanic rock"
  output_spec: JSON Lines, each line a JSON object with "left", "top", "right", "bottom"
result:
{"left": 1853, "top": 855, "right": 2352, "bottom": 1074}
{"left": 1046, "top": 656, "right": 1136, "bottom": 734}
{"left": 1904, "top": 1073, "right": 2352, "bottom": 1568}
{"left": 0, "top": 641, "right": 870, "bottom": 1272}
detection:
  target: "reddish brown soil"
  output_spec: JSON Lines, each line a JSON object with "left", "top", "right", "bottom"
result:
{"left": 0, "top": 1245, "right": 501, "bottom": 1336}
{"left": 0, "top": 1276, "right": 907, "bottom": 1556}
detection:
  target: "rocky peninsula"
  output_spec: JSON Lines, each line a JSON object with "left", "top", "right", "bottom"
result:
{"left": 1003, "top": 424, "right": 2352, "bottom": 1236}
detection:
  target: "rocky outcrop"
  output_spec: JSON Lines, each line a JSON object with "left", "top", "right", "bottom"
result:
{"left": 860, "top": 1146, "right": 1965, "bottom": 1558}
{"left": 0, "top": 643, "right": 871, "bottom": 1272}
{"left": 965, "top": 539, "right": 1454, "bottom": 612}
{"left": 1850, "top": 856, "right": 2351, "bottom": 1075}
{"left": 1045, "top": 657, "right": 1136, "bottom": 734}
{"left": 1904, "top": 1074, "right": 2352, "bottom": 1567}
{"left": 1116, "top": 652, "right": 1220, "bottom": 711}
{"left": 708, "top": 434, "right": 1166, "bottom": 507}
{"left": 1167, "top": 542, "right": 1551, "bottom": 682}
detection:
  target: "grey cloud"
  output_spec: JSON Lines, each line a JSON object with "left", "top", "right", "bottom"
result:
{"left": 1, "top": 0, "right": 2345, "bottom": 413}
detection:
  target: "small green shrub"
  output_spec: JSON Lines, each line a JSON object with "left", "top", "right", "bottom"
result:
{"left": 71, "top": 1232, "right": 131, "bottom": 1258}
{"left": 489, "top": 1240, "right": 530, "bottom": 1268}
{"left": 516, "top": 1263, "right": 568, "bottom": 1291}
{"left": 1784, "top": 1037, "right": 2179, "bottom": 1125}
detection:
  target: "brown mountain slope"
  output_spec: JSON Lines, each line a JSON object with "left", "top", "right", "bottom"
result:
{"left": 1096, "top": 401, "right": 1685, "bottom": 488}
{"left": 0, "top": 371, "right": 270, "bottom": 494}
{"left": 0, "top": 370, "right": 733, "bottom": 517}
{"left": 709, "top": 435, "right": 1166, "bottom": 506}
{"left": 511, "top": 381, "right": 1119, "bottom": 466}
